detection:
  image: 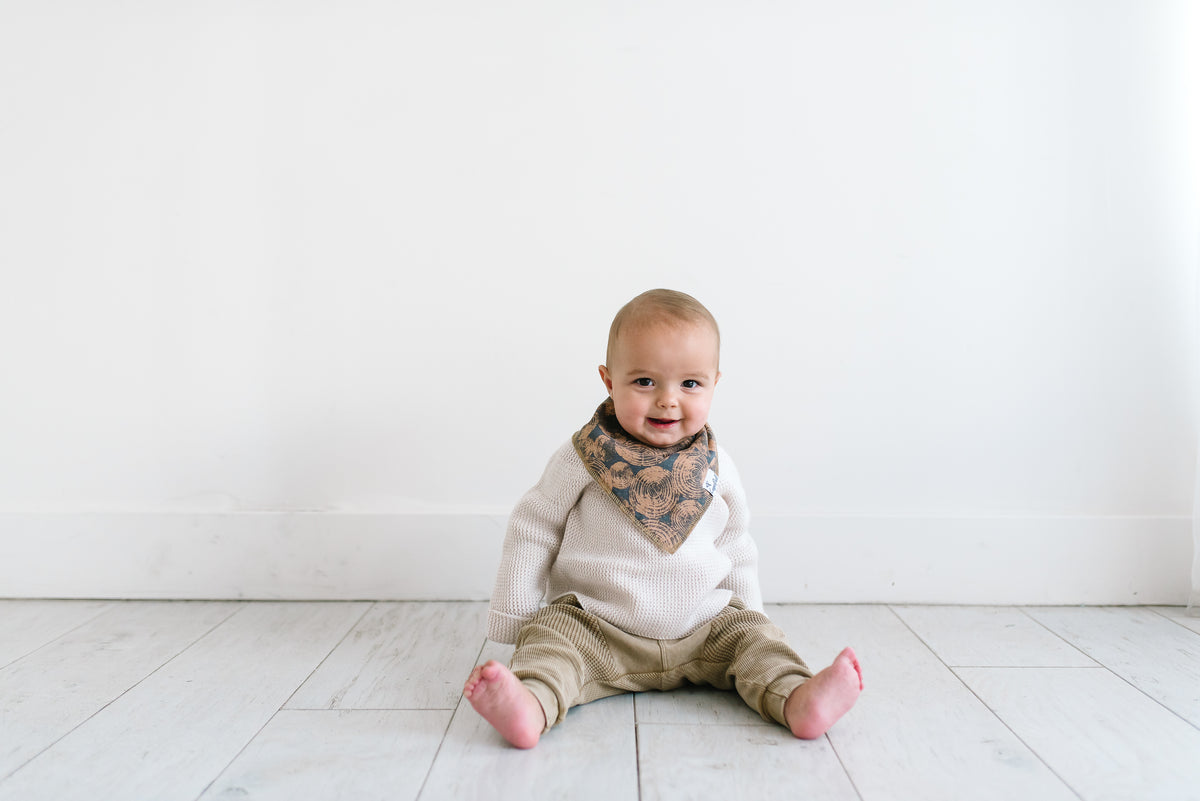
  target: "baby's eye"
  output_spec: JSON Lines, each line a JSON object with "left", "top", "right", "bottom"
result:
{"left": 681, "top": 380, "right": 700, "bottom": 389}
{"left": 634, "top": 377, "right": 654, "bottom": 387}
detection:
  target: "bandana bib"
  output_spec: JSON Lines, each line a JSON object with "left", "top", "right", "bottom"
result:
{"left": 571, "top": 399, "right": 719, "bottom": 554}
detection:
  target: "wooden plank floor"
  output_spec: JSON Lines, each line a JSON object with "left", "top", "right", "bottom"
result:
{"left": 2, "top": 601, "right": 1198, "bottom": 801}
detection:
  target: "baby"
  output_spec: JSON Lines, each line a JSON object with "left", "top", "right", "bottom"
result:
{"left": 464, "top": 289, "right": 862, "bottom": 748}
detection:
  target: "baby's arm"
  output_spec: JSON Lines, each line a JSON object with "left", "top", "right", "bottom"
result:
{"left": 487, "top": 442, "right": 590, "bottom": 643}
{"left": 712, "top": 449, "right": 764, "bottom": 611}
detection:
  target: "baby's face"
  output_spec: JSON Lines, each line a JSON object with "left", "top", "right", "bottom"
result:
{"left": 599, "top": 321, "right": 721, "bottom": 448}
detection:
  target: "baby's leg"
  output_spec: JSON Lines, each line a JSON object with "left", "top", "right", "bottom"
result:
{"left": 463, "top": 660, "right": 546, "bottom": 749}
{"left": 783, "top": 647, "right": 863, "bottom": 740}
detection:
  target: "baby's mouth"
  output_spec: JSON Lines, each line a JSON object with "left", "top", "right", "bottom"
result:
{"left": 648, "top": 418, "right": 679, "bottom": 428}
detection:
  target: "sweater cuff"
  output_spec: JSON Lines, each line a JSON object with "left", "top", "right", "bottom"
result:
{"left": 487, "top": 610, "right": 530, "bottom": 645}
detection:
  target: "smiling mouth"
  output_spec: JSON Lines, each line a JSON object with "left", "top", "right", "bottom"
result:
{"left": 648, "top": 418, "right": 679, "bottom": 428}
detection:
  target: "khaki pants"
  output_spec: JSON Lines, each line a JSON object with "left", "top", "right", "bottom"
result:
{"left": 510, "top": 597, "right": 813, "bottom": 732}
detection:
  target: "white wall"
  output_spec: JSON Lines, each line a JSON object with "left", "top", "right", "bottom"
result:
{"left": 1, "top": 0, "right": 1196, "bottom": 602}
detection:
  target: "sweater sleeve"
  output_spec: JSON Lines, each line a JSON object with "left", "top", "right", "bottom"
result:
{"left": 712, "top": 448, "right": 764, "bottom": 612}
{"left": 487, "top": 441, "right": 591, "bottom": 643}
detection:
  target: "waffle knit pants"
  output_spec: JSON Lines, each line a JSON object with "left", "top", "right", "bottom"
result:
{"left": 509, "top": 596, "right": 814, "bottom": 732}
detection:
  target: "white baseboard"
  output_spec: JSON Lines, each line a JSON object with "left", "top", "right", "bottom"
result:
{"left": 0, "top": 513, "right": 1192, "bottom": 604}
{"left": 752, "top": 514, "right": 1193, "bottom": 605}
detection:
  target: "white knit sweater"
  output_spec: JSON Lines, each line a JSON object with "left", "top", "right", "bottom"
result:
{"left": 487, "top": 440, "right": 763, "bottom": 644}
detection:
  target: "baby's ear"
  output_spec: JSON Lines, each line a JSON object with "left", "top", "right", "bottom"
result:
{"left": 598, "top": 365, "right": 614, "bottom": 394}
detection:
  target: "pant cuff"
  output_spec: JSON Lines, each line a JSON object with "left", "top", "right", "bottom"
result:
{"left": 762, "top": 673, "right": 810, "bottom": 728}
{"left": 520, "top": 677, "right": 561, "bottom": 734}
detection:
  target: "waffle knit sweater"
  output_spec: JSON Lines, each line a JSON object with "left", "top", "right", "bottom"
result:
{"left": 487, "top": 440, "right": 763, "bottom": 644}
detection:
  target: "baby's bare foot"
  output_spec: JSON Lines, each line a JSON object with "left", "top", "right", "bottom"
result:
{"left": 784, "top": 646, "right": 863, "bottom": 739}
{"left": 463, "top": 660, "right": 546, "bottom": 749}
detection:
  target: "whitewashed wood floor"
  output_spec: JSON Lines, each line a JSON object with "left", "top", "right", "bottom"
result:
{"left": 2, "top": 601, "right": 1199, "bottom": 801}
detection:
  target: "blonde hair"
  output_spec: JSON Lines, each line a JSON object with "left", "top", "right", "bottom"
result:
{"left": 606, "top": 289, "right": 720, "bottom": 365}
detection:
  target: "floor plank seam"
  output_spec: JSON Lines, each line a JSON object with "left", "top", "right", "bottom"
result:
{"left": 1021, "top": 607, "right": 1200, "bottom": 735}
{"left": 887, "top": 605, "right": 1088, "bottom": 801}
{"left": 825, "top": 734, "right": 865, "bottom": 801}
{"left": 0, "top": 602, "right": 113, "bottom": 672}
{"left": 1151, "top": 606, "right": 1200, "bottom": 635}
{"left": 884, "top": 604, "right": 938, "bottom": 658}
{"left": 947, "top": 667, "right": 1087, "bottom": 801}
{"left": 1101, "top": 667, "right": 1200, "bottom": 734}
{"left": 414, "top": 635, "right": 488, "bottom": 801}
{"left": 0, "top": 602, "right": 248, "bottom": 789}
{"left": 191, "top": 708, "right": 283, "bottom": 801}
{"left": 633, "top": 701, "right": 644, "bottom": 801}
{"left": 1016, "top": 607, "right": 1100, "bottom": 666}
{"left": 949, "top": 665, "right": 1107, "bottom": 670}
{"left": 285, "top": 706, "right": 463, "bottom": 712}
{"left": 634, "top": 721, "right": 776, "bottom": 728}
{"left": 278, "top": 601, "right": 376, "bottom": 711}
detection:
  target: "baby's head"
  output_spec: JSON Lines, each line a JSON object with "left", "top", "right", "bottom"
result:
{"left": 599, "top": 289, "right": 721, "bottom": 448}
